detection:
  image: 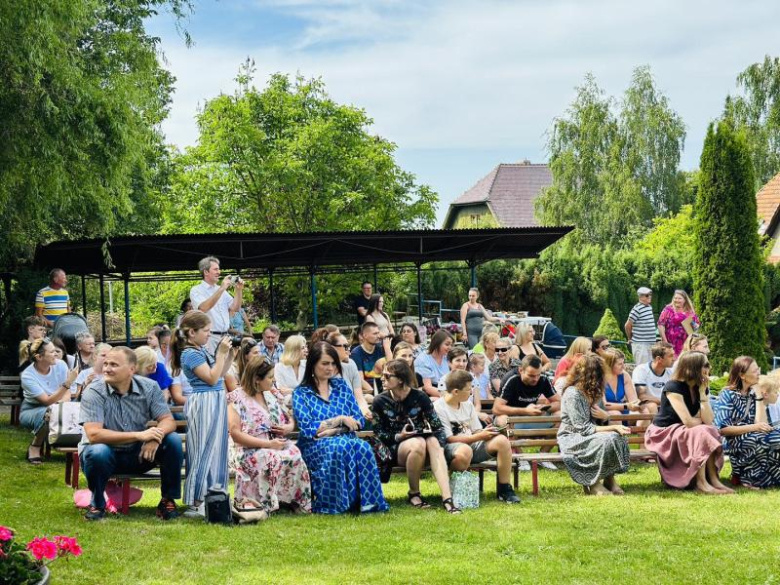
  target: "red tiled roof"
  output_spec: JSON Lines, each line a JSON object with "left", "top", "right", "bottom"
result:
{"left": 757, "top": 172, "right": 780, "bottom": 236}
{"left": 450, "top": 163, "right": 552, "bottom": 227}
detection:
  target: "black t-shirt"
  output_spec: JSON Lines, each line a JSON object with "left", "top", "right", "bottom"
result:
{"left": 653, "top": 379, "right": 707, "bottom": 428}
{"left": 498, "top": 370, "right": 555, "bottom": 407}
{"left": 354, "top": 295, "right": 371, "bottom": 326}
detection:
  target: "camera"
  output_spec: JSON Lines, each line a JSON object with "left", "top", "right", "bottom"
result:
{"left": 230, "top": 335, "right": 244, "bottom": 348}
{"left": 227, "top": 275, "right": 244, "bottom": 285}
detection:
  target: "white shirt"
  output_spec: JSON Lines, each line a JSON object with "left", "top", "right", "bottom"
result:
{"left": 340, "top": 359, "right": 363, "bottom": 393}
{"left": 434, "top": 398, "right": 481, "bottom": 439}
{"left": 274, "top": 361, "right": 306, "bottom": 391}
{"left": 632, "top": 362, "right": 672, "bottom": 400}
{"left": 190, "top": 280, "right": 233, "bottom": 333}
{"left": 21, "top": 359, "right": 68, "bottom": 408}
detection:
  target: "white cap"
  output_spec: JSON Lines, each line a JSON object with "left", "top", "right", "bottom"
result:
{"left": 637, "top": 287, "right": 652, "bottom": 295}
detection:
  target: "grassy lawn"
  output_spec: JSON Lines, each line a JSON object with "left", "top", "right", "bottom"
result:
{"left": 2, "top": 416, "right": 780, "bottom": 585}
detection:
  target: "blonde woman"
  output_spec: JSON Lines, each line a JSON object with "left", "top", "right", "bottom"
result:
{"left": 602, "top": 349, "right": 657, "bottom": 424}
{"left": 510, "top": 323, "right": 551, "bottom": 372}
{"left": 553, "top": 337, "right": 592, "bottom": 390}
{"left": 135, "top": 346, "right": 173, "bottom": 402}
{"left": 275, "top": 335, "right": 308, "bottom": 398}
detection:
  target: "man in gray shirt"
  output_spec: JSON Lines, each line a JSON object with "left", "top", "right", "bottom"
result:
{"left": 79, "top": 347, "right": 182, "bottom": 521}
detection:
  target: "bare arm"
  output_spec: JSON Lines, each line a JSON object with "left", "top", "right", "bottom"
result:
{"left": 657, "top": 325, "right": 667, "bottom": 343}
{"left": 191, "top": 341, "right": 233, "bottom": 386}
{"left": 227, "top": 406, "right": 285, "bottom": 450}
{"left": 421, "top": 378, "right": 441, "bottom": 398}
{"left": 667, "top": 393, "right": 703, "bottom": 428}
{"left": 229, "top": 281, "right": 243, "bottom": 317}
{"left": 195, "top": 280, "right": 230, "bottom": 314}
{"left": 624, "top": 320, "right": 633, "bottom": 340}
{"left": 83, "top": 421, "right": 165, "bottom": 446}
{"left": 460, "top": 304, "right": 468, "bottom": 334}
{"left": 169, "top": 382, "right": 186, "bottom": 406}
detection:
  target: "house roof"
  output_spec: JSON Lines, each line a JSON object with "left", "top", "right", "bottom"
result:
{"left": 757, "top": 172, "right": 780, "bottom": 237}
{"left": 445, "top": 163, "right": 553, "bottom": 227}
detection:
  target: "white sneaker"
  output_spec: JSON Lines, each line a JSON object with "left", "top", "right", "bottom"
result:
{"left": 183, "top": 503, "right": 205, "bottom": 518}
{"left": 517, "top": 460, "right": 531, "bottom": 472}
{"left": 539, "top": 461, "right": 558, "bottom": 471}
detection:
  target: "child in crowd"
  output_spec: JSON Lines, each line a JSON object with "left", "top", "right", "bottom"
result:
{"left": 469, "top": 353, "right": 493, "bottom": 424}
{"left": 438, "top": 347, "right": 469, "bottom": 393}
{"left": 434, "top": 370, "right": 519, "bottom": 503}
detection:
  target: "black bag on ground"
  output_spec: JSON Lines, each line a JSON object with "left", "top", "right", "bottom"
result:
{"left": 205, "top": 489, "right": 232, "bottom": 525}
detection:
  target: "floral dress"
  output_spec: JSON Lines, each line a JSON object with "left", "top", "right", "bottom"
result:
{"left": 658, "top": 305, "right": 699, "bottom": 356}
{"left": 227, "top": 388, "right": 312, "bottom": 513}
{"left": 293, "top": 377, "right": 389, "bottom": 514}
{"left": 713, "top": 389, "right": 780, "bottom": 488}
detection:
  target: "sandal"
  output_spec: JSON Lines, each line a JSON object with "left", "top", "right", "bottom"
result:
{"left": 407, "top": 491, "right": 431, "bottom": 509}
{"left": 26, "top": 445, "right": 42, "bottom": 466}
{"left": 442, "top": 497, "right": 462, "bottom": 515}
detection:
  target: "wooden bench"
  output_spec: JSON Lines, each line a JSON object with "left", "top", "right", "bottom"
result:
{"left": 0, "top": 376, "right": 22, "bottom": 426}
{"left": 507, "top": 413, "right": 656, "bottom": 495}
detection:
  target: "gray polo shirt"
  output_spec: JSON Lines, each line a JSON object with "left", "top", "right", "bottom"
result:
{"left": 79, "top": 375, "right": 170, "bottom": 453}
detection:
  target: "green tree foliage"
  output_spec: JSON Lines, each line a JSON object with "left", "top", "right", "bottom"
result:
{"left": 694, "top": 121, "right": 767, "bottom": 371}
{"left": 536, "top": 67, "right": 687, "bottom": 246}
{"left": 593, "top": 308, "right": 627, "bottom": 342}
{"left": 0, "top": 0, "right": 190, "bottom": 269}
{"left": 165, "top": 62, "right": 437, "bottom": 234}
{"left": 726, "top": 55, "right": 780, "bottom": 186}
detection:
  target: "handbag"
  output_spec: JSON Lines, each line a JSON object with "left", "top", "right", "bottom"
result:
{"left": 231, "top": 499, "right": 268, "bottom": 525}
{"left": 449, "top": 470, "right": 479, "bottom": 509}
{"left": 366, "top": 435, "right": 394, "bottom": 483}
{"left": 205, "top": 489, "right": 233, "bottom": 525}
{"left": 48, "top": 402, "right": 82, "bottom": 447}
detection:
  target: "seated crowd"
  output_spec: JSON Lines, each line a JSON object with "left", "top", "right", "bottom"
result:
{"left": 13, "top": 263, "right": 780, "bottom": 523}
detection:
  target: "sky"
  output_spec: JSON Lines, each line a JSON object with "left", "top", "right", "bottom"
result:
{"left": 146, "top": 0, "right": 780, "bottom": 224}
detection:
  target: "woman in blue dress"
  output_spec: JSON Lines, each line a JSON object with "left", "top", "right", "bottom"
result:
{"left": 293, "top": 342, "right": 389, "bottom": 514}
{"left": 714, "top": 356, "right": 780, "bottom": 489}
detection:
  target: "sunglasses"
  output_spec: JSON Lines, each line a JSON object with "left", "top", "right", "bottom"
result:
{"left": 333, "top": 343, "right": 350, "bottom": 349}
{"left": 495, "top": 347, "right": 510, "bottom": 353}
{"left": 380, "top": 372, "right": 398, "bottom": 380}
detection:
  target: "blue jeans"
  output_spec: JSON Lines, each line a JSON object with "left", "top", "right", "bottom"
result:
{"left": 80, "top": 433, "right": 183, "bottom": 510}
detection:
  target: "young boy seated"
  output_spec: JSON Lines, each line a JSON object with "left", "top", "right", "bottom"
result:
{"left": 433, "top": 370, "right": 520, "bottom": 504}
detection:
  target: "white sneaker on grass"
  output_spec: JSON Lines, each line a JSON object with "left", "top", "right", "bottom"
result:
{"left": 517, "top": 460, "right": 531, "bottom": 472}
{"left": 183, "top": 503, "right": 205, "bottom": 518}
{"left": 539, "top": 461, "right": 558, "bottom": 471}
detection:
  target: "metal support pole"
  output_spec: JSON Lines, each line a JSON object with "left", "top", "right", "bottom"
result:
{"left": 310, "top": 268, "right": 319, "bottom": 330}
{"left": 81, "top": 275, "right": 87, "bottom": 318}
{"left": 99, "top": 274, "right": 107, "bottom": 341}
{"left": 470, "top": 262, "right": 477, "bottom": 289}
{"left": 123, "top": 275, "right": 131, "bottom": 345}
{"left": 373, "top": 264, "right": 378, "bottom": 290}
{"left": 269, "top": 269, "right": 277, "bottom": 324}
{"left": 416, "top": 263, "right": 423, "bottom": 321}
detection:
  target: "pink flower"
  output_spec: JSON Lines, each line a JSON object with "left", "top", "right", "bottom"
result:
{"left": 54, "top": 536, "right": 83, "bottom": 557}
{"left": 0, "top": 526, "right": 13, "bottom": 542}
{"left": 26, "top": 537, "right": 58, "bottom": 561}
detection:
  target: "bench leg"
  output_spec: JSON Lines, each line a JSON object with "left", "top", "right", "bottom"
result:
{"left": 11, "top": 405, "right": 20, "bottom": 426}
{"left": 44, "top": 441, "right": 51, "bottom": 460}
{"left": 72, "top": 456, "right": 80, "bottom": 490}
{"left": 65, "top": 453, "right": 72, "bottom": 486}
{"left": 514, "top": 464, "right": 519, "bottom": 489}
{"left": 531, "top": 461, "right": 539, "bottom": 496}
{"left": 121, "top": 480, "right": 131, "bottom": 515}
{"left": 478, "top": 469, "right": 484, "bottom": 493}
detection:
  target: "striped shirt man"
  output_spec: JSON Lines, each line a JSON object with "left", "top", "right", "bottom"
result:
{"left": 35, "top": 286, "right": 70, "bottom": 324}
{"left": 627, "top": 303, "right": 656, "bottom": 344}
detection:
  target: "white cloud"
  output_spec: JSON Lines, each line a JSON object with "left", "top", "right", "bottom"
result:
{"left": 158, "top": 0, "right": 780, "bottom": 170}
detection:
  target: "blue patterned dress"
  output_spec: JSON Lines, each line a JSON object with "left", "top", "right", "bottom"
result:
{"left": 713, "top": 389, "right": 780, "bottom": 488}
{"left": 293, "top": 377, "right": 389, "bottom": 514}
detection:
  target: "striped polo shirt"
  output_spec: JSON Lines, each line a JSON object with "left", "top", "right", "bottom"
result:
{"left": 35, "top": 286, "right": 69, "bottom": 322}
{"left": 627, "top": 302, "right": 656, "bottom": 343}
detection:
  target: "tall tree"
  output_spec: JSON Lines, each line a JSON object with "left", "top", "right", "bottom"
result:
{"left": 726, "top": 55, "right": 780, "bottom": 187}
{"left": 164, "top": 63, "right": 438, "bottom": 234}
{"left": 0, "top": 0, "right": 190, "bottom": 269}
{"left": 536, "top": 67, "right": 687, "bottom": 246}
{"left": 694, "top": 120, "right": 767, "bottom": 372}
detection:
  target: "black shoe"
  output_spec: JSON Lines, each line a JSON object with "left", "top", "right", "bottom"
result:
{"left": 85, "top": 506, "right": 106, "bottom": 521}
{"left": 156, "top": 498, "right": 180, "bottom": 521}
{"left": 497, "top": 483, "right": 521, "bottom": 504}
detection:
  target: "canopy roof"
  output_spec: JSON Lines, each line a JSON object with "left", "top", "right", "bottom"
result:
{"left": 33, "top": 227, "right": 573, "bottom": 276}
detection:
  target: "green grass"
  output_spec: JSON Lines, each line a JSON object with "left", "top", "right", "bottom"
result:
{"left": 2, "top": 417, "right": 780, "bottom": 585}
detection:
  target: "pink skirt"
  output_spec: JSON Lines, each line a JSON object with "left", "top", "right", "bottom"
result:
{"left": 644, "top": 423, "right": 723, "bottom": 489}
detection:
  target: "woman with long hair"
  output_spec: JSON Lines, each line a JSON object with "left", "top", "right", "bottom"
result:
{"left": 558, "top": 354, "right": 631, "bottom": 495}
{"left": 553, "top": 337, "right": 592, "bottom": 390}
{"left": 227, "top": 356, "right": 312, "bottom": 514}
{"left": 395, "top": 323, "right": 422, "bottom": 359}
{"left": 714, "top": 357, "right": 780, "bottom": 488}
{"left": 372, "top": 360, "right": 460, "bottom": 513}
{"left": 275, "top": 334, "right": 308, "bottom": 399}
{"left": 365, "top": 294, "right": 395, "bottom": 359}
{"left": 414, "top": 329, "right": 454, "bottom": 398}
{"left": 292, "top": 342, "right": 388, "bottom": 514}
{"left": 510, "top": 323, "right": 551, "bottom": 372}
{"left": 658, "top": 289, "right": 700, "bottom": 357}
{"left": 644, "top": 351, "right": 732, "bottom": 494}
{"left": 171, "top": 310, "right": 236, "bottom": 518}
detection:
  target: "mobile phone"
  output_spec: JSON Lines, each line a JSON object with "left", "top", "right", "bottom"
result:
{"left": 538, "top": 404, "right": 552, "bottom": 412}
{"left": 638, "top": 400, "right": 651, "bottom": 406}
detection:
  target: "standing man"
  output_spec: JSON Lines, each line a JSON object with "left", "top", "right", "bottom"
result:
{"left": 190, "top": 256, "right": 244, "bottom": 354}
{"left": 353, "top": 281, "right": 372, "bottom": 326}
{"left": 259, "top": 325, "right": 284, "bottom": 365}
{"left": 79, "top": 347, "right": 183, "bottom": 521}
{"left": 625, "top": 287, "right": 656, "bottom": 365}
{"left": 35, "top": 269, "right": 71, "bottom": 327}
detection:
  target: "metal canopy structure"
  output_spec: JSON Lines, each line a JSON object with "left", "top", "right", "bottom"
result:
{"left": 33, "top": 226, "right": 573, "bottom": 341}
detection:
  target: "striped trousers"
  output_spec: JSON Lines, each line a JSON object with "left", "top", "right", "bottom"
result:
{"left": 184, "top": 390, "right": 229, "bottom": 505}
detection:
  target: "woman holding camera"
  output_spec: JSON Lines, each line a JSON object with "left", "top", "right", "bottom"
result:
{"left": 372, "top": 360, "right": 460, "bottom": 513}
{"left": 172, "top": 310, "right": 236, "bottom": 518}
{"left": 644, "top": 351, "right": 732, "bottom": 494}
{"left": 292, "top": 342, "right": 388, "bottom": 514}
{"left": 228, "top": 356, "right": 311, "bottom": 514}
